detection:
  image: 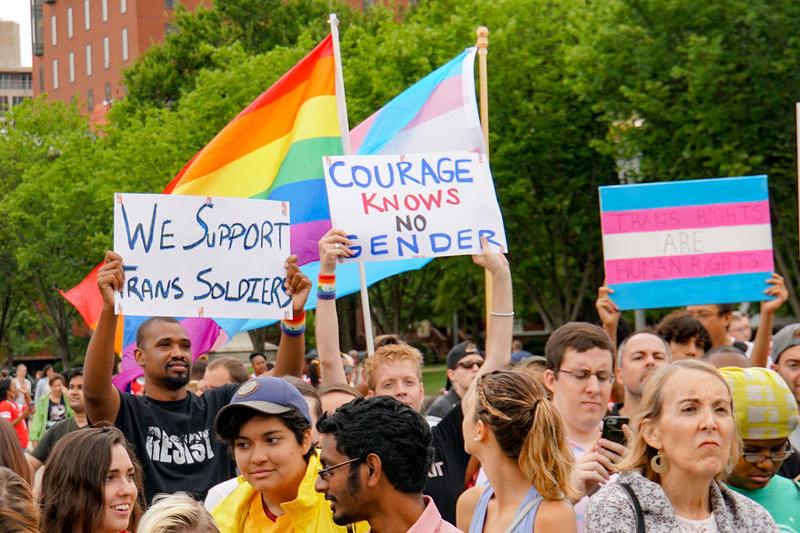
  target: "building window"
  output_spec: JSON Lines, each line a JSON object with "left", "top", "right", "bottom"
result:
{"left": 12, "top": 96, "right": 28, "bottom": 107}
{"left": 87, "top": 89, "right": 94, "bottom": 112}
{"left": 103, "top": 36, "right": 109, "bottom": 69}
{"left": 121, "top": 28, "right": 128, "bottom": 61}
{"left": 120, "top": 0, "right": 127, "bottom": 14}
{"left": 32, "top": 1, "right": 44, "bottom": 55}
{"left": 84, "top": 0, "right": 91, "bottom": 30}
{"left": 104, "top": 81, "right": 111, "bottom": 102}
{"left": 67, "top": 7, "right": 73, "bottom": 38}
{"left": 39, "top": 65, "right": 45, "bottom": 91}
{"left": 102, "top": 0, "right": 108, "bottom": 22}
{"left": 50, "top": 15, "right": 57, "bottom": 45}
{"left": 52, "top": 59, "right": 59, "bottom": 89}
{"left": 165, "top": 0, "right": 174, "bottom": 8}
{"left": 86, "top": 44, "right": 93, "bottom": 76}
{"left": 68, "top": 52, "right": 75, "bottom": 82}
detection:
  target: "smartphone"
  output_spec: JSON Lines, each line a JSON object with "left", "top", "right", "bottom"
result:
{"left": 602, "top": 416, "right": 629, "bottom": 445}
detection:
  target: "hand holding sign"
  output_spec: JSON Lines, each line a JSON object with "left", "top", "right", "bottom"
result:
{"left": 98, "top": 251, "right": 125, "bottom": 311}
{"left": 284, "top": 256, "right": 312, "bottom": 315}
{"left": 318, "top": 229, "right": 354, "bottom": 275}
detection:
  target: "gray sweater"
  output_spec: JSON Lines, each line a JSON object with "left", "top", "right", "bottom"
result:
{"left": 586, "top": 470, "right": 777, "bottom": 533}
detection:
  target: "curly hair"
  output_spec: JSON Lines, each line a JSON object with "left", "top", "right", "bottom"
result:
{"left": 317, "top": 396, "right": 432, "bottom": 493}
{"left": 656, "top": 311, "right": 712, "bottom": 352}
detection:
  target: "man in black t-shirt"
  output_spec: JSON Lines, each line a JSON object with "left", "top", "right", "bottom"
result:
{"left": 84, "top": 251, "right": 310, "bottom": 503}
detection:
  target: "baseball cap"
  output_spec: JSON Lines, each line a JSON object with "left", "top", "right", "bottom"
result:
{"left": 446, "top": 341, "right": 483, "bottom": 369}
{"left": 719, "top": 366, "right": 799, "bottom": 440}
{"left": 771, "top": 323, "right": 800, "bottom": 363}
{"left": 215, "top": 376, "right": 311, "bottom": 439}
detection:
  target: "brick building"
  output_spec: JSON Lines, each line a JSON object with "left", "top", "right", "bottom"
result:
{"left": 31, "top": 0, "right": 205, "bottom": 122}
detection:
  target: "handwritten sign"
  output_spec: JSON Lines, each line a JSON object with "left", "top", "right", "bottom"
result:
{"left": 323, "top": 152, "right": 507, "bottom": 261}
{"left": 113, "top": 193, "right": 291, "bottom": 320}
{"left": 599, "top": 175, "right": 774, "bottom": 310}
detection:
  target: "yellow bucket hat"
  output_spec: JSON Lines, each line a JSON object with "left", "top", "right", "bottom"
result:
{"left": 719, "top": 366, "right": 799, "bottom": 440}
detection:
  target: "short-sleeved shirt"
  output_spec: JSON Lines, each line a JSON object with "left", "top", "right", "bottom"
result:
{"left": 30, "top": 416, "right": 82, "bottom": 464}
{"left": 0, "top": 400, "right": 28, "bottom": 448}
{"left": 728, "top": 474, "right": 800, "bottom": 532}
{"left": 114, "top": 385, "right": 238, "bottom": 503}
{"left": 424, "top": 401, "right": 470, "bottom": 525}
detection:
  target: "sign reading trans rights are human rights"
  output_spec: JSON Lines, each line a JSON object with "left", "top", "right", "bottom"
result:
{"left": 599, "top": 175, "right": 775, "bottom": 310}
{"left": 112, "top": 193, "right": 292, "bottom": 320}
{"left": 323, "top": 151, "right": 508, "bottom": 262}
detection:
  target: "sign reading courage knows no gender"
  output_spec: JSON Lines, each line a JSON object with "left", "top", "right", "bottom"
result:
{"left": 323, "top": 151, "right": 508, "bottom": 262}
{"left": 113, "top": 193, "right": 292, "bottom": 320}
{"left": 599, "top": 175, "right": 774, "bottom": 310}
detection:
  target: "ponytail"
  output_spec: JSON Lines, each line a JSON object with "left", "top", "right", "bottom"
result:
{"left": 518, "top": 398, "right": 578, "bottom": 501}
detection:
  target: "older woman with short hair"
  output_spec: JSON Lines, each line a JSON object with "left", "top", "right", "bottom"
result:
{"left": 586, "top": 359, "right": 775, "bottom": 532}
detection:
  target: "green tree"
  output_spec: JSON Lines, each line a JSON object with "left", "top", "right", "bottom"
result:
{"left": 570, "top": 0, "right": 800, "bottom": 315}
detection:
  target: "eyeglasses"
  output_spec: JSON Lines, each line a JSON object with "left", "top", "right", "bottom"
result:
{"left": 742, "top": 446, "right": 794, "bottom": 464}
{"left": 455, "top": 359, "right": 484, "bottom": 370}
{"left": 318, "top": 457, "right": 360, "bottom": 481}
{"left": 557, "top": 368, "right": 614, "bottom": 384}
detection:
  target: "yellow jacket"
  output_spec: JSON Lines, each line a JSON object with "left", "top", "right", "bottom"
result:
{"left": 212, "top": 454, "right": 369, "bottom": 533}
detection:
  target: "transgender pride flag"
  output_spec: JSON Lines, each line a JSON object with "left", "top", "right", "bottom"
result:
{"left": 599, "top": 175, "right": 774, "bottom": 310}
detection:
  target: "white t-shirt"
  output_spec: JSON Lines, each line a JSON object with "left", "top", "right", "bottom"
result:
{"left": 676, "top": 514, "right": 718, "bottom": 533}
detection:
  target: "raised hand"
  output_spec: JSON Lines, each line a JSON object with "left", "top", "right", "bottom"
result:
{"left": 283, "top": 255, "right": 312, "bottom": 315}
{"left": 318, "top": 228, "right": 354, "bottom": 275}
{"left": 97, "top": 251, "right": 124, "bottom": 311}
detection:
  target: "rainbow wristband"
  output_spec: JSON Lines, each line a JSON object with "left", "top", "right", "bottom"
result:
{"left": 281, "top": 311, "right": 306, "bottom": 337}
{"left": 317, "top": 274, "right": 336, "bottom": 300}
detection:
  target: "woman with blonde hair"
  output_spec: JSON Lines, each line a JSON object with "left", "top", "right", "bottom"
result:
{"left": 457, "top": 370, "right": 577, "bottom": 532}
{"left": 586, "top": 359, "right": 775, "bottom": 532}
{"left": 138, "top": 493, "right": 219, "bottom": 533}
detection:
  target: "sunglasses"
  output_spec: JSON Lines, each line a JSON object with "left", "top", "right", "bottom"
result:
{"left": 455, "top": 358, "right": 484, "bottom": 370}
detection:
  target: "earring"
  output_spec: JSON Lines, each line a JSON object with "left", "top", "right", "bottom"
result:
{"left": 651, "top": 451, "right": 668, "bottom": 474}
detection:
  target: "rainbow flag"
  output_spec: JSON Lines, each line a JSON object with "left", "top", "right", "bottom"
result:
{"left": 63, "top": 44, "right": 486, "bottom": 389}
{"left": 599, "top": 175, "right": 774, "bottom": 309}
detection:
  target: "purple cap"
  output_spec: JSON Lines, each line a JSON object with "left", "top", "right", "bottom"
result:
{"left": 215, "top": 376, "right": 311, "bottom": 439}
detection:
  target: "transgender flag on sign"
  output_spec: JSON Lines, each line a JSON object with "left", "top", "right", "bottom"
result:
{"left": 599, "top": 175, "right": 774, "bottom": 310}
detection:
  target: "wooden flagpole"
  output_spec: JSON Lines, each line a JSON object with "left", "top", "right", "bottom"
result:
{"left": 477, "top": 27, "right": 493, "bottom": 338}
{"left": 329, "top": 13, "right": 375, "bottom": 356}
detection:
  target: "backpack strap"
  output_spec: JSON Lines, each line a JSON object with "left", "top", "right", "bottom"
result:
{"left": 619, "top": 482, "right": 645, "bottom": 533}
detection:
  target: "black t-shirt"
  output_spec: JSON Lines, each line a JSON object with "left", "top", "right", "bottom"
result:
{"left": 424, "top": 400, "right": 469, "bottom": 525}
{"left": 31, "top": 416, "right": 82, "bottom": 463}
{"left": 47, "top": 398, "right": 67, "bottom": 428}
{"left": 114, "top": 385, "right": 238, "bottom": 504}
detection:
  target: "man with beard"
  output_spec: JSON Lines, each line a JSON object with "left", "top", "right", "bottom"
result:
{"left": 315, "top": 396, "right": 460, "bottom": 533}
{"left": 84, "top": 251, "right": 310, "bottom": 503}
{"left": 610, "top": 331, "right": 671, "bottom": 418}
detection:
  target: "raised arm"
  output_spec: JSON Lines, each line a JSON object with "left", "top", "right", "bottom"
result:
{"left": 83, "top": 251, "right": 123, "bottom": 424}
{"left": 272, "top": 256, "right": 312, "bottom": 378}
{"left": 315, "top": 229, "right": 353, "bottom": 385}
{"left": 751, "top": 273, "right": 788, "bottom": 367}
{"left": 596, "top": 285, "right": 620, "bottom": 351}
{"left": 473, "top": 238, "right": 513, "bottom": 375}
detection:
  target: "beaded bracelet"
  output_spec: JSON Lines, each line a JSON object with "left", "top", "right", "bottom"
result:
{"left": 318, "top": 274, "right": 336, "bottom": 300}
{"left": 281, "top": 310, "right": 306, "bottom": 336}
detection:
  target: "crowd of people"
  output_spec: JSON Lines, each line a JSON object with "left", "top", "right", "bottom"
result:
{"left": 0, "top": 229, "right": 799, "bottom": 532}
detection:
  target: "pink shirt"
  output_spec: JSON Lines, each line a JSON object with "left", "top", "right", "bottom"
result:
{"left": 407, "top": 496, "right": 463, "bottom": 533}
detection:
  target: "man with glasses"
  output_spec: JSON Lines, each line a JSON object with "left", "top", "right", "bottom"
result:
{"left": 315, "top": 396, "right": 460, "bottom": 532}
{"left": 543, "top": 322, "right": 628, "bottom": 532}
{"left": 721, "top": 366, "right": 800, "bottom": 530}
{"left": 427, "top": 341, "right": 484, "bottom": 419}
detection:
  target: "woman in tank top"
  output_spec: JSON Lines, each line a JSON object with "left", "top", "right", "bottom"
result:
{"left": 456, "top": 370, "right": 577, "bottom": 532}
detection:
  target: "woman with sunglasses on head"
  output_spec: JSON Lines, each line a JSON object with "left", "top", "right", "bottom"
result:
{"left": 211, "top": 376, "right": 369, "bottom": 533}
{"left": 40, "top": 424, "right": 144, "bottom": 533}
{"left": 457, "top": 369, "right": 578, "bottom": 532}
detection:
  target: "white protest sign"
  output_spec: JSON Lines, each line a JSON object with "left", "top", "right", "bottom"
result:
{"left": 113, "top": 193, "right": 292, "bottom": 320}
{"left": 323, "top": 151, "right": 507, "bottom": 262}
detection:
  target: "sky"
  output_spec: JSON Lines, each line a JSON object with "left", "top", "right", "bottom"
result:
{"left": 0, "top": 0, "right": 33, "bottom": 67}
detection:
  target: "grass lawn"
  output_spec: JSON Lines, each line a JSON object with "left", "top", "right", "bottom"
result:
{"left": 422, "top": 363, "right": 448, "bottom": 395}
